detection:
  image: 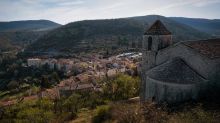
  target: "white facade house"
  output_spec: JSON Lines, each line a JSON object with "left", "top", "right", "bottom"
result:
{"left": 27, "top": 58, "right": 41, "bottom": 67}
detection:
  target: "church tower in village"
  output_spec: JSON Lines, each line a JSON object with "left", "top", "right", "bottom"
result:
{"left": 141, "top": 20, "right": 172, "bottom": 101}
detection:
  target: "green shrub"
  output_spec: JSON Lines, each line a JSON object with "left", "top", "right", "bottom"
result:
{"left": 78, "top": 91, "right": 105, "bottom": 109}
{"left": 92, "top": 105, "right": 111, "bottom": 123}
{"left": 103, "top": 74, "right": 140, "bottom": 101}
{"left": 63, "top": 93, "right": 82, "bottom": 118}
{"left": 36, "top": 98, "right": 54, "bottom": 110}
{"left": 16, "top": 107, "right": 54, "bottom": 123}
{"left": 7, "top": 80, "right": 19, "bottom": 90}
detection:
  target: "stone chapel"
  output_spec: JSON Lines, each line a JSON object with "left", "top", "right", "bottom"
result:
{"left": 141, "top": 20, "right": 220, "bottom": 103}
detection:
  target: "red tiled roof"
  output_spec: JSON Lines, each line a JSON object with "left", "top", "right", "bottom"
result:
{"left": 76, "top": 83, "right": 94, "bottom": 90}
{"left": 183, "top": 38, "right": 220, "bottom": 59}
{"left": 144, "top": 20, "right": 171, "bottom": 35}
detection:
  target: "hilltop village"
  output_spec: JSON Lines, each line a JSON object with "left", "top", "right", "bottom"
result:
{"left": 0, "top": 19, "right": 220, "bottom": 123}
{"left": 1, "top": 52, "right": 141, "bottom": 103}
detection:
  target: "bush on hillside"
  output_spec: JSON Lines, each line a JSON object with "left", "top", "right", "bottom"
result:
{"left": 92, "top": 105, "right": 111, "bottom": 123}
{"left": 103, "top": 74, "right": 140, "bottom": 101}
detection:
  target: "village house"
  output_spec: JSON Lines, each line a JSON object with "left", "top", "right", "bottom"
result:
{"left": 96, "top": 71, "right": 106, "bottom": 79}
{"left": 107, "top": 68, "right": 118, "bottom": 77}
{"left": 41, "top": 88, "right": 60, "bottom": 99}
{"left": 27, "top": 58, "right": 41, "bottom": 67}
{"left": 48, "top": 59, "right": 57, "bottom": 69}
{"left": 58, "top": 83, "right": 95, "bottom": 97}
{"left": 58, "top": 76, "right": 76, "bottom": 87}
{"left": 27, "top": 58, "right": 75, "bottom": 72}
{"left": 56, "top": 59, "right": 74, "bottom": 72}
{"left": 75, "top": 73, "right": 91, "bottom": 83}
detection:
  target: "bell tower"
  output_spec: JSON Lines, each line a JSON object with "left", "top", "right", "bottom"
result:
{"left": 142, "top": 20, "right": 172, "bottom": 70}
{"left": 140, "top": 20, "right": 172, "bottom": 101}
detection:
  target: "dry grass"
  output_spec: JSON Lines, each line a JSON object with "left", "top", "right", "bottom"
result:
{"left": 69, "top": 108, "right": 95, "bottom": 123}
{"left": 69, "top": 101, "right": 220, "bottom": 123}
{"left": 168, "top": 104, "right": 220, "bottom": 123}
{"left": 141, "top": 102, "right": 169, "bottom": 123}
{"left": 110, "top": 102, "right": 144, "bottom": 123}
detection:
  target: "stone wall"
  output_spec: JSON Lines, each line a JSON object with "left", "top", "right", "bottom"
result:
{"left": 144, "top": 77, "right": 199, "bottom": 103}
{"left": 143, "top": 35, "right": 172, "bottom": 52}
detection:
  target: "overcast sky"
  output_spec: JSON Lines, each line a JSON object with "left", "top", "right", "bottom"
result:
{"left": 0, "top": 0, "right": 220, "bottom": 24}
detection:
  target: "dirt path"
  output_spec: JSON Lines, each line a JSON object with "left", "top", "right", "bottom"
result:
{"left": 0, "top": 95, "right": 38, "bottom": 106}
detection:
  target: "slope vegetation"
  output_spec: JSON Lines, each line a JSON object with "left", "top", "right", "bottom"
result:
{"left": 26, "top": 15, "right": 212, "bottom": 55}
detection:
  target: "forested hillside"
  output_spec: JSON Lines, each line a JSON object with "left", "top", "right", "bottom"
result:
{"left": 170, "top": 17, "right": 220, "bottom": 37}
{"left": 26, "top": 15, "right": 211, "bottom": 55}
{"left": 0, "top": 20, "right": 60, "bottom": 32}
{"left": 0, "top": 20, "right": 61, "bottom": 49}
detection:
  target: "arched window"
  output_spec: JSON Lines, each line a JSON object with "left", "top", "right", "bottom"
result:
{"left": 148, "top": 36, "right": 152, "bottom": 50}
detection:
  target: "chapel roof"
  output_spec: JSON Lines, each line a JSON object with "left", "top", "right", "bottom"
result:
{"left": 147, "top": 58, "right": 206, "bottom": 84}
{"left": 144, "top": 20, "right": 171, "bottom": 35}
{"left": 183, "top": 38, "right": 220, "bottom": 59}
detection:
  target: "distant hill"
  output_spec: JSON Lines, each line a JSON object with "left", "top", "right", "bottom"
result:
{"left": 26, "top": 15, "right": 212, "bottom": 55}
{"left": 0, "top": 20, "right": 61, "bottom": 32}
{"left": 26, "top": 18, "right": 144, "bottom": 55}
{"left": 170, "top": 17, "right": 220, "bottom": 37}
{"left": 0, "top": 20, "right": 61, "bottom": 47}
{"left": 131, "top": 15, "right": 211, "bottom": 41}
{"left": 0, "top": 31, "right": 49, "bottom": 46}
